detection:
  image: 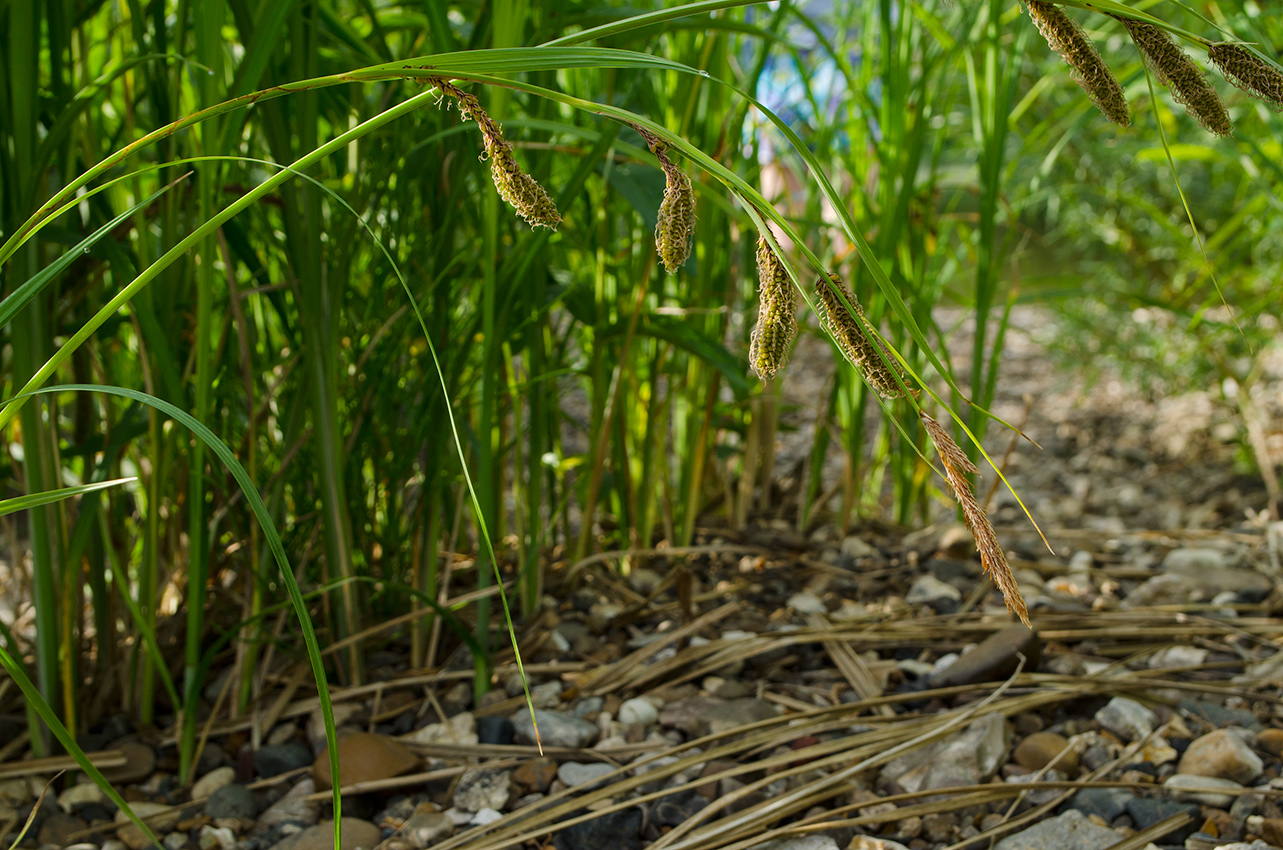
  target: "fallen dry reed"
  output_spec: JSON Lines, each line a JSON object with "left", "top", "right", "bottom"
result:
{"left": 1209, "top": 42, "right": 1283, "bottom": 112}
{"left": 748, "top": 233, "right": 796, "bottom": 380}
{"left": 1117, "top": 17, "right": 1232, "bottom": 136}
{"left": 921, "top": 413, "right": 1029, "bottom": 625}
{"left": 433, "top": 78, "right": 562, "bottom": 229}
{"left": 1025, "top": 0, "right": 1131, "bottom": 126}
{"left": 814, "top": 272, "right": 917, "bottom": 399}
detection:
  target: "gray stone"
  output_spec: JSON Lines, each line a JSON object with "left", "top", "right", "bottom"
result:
{"left": 58, "top": 782, "right": 108, "bottom": 811}
{"left": 557, "top": 762, "right": 615, "bottom": 787}
{"left": 696, "top": 698, "right": 779, "bottom": 737}
{"left": 1163, "top": 547, "right": 1228, "bottom": 572}
{"left": 253, "top": 778, "right": 320, "bottom": 835}
{"left": 787, "top": 591, "right": 827, "bottom": 614}
{"left": 1149, "top": 646, "right": 1209, "bottom": 668}
{"left": 1213, "top": 843, "right": 1280, "bottom": 850}
{"left": 510, "top": 709, "right": 598, "bottom": 749}
{"left": 115, "top": 802, "right": 180, "bottom": 850}
{"left": 101, "top": 741, "right": 157, "bottom": 785}
{"left": 404, "top": 711, "right": 477, "bottom": 746}
{"left": 1123, "top": 573, "right": 1196, "bottom": 607}
{"left": 1165, "top": 773, "right": 1244, "bottom": 807}
{"left": 888, "top": 713, "right": 1010, "bottom": 794}
{"left": 754, "top": 838, "right": 840, "bottom": 850}
{"left": 1094, "top": 697, "right": 1156, "bottom": 742}
{"left": 198, "top": 825, "right": 237, "bottom": 850}
{"left": 906, "top": 575, "right": 962, "bottom": 609}
{"left": 191, "top": 766, "right": 237, "bottom": 801}
{"left": 206, "top": 784, "right": 258, "bottom": 820}
{"left": 618, "top": 698, "right": 658, "bottom": 726}
{"left": 453, "top": 767, "right": 511, "bottom": 812}
{"left": 1180, "top": 698, "right": 1263, "bottom": 731}
{"left": 402, "top": 811, "right": 453, "bottom": 848}
{"left": 841, "top": 536, "right": 877, "bottom": 560}
{"left": 993, "top": 809, "right": 1120, "bottom": 850}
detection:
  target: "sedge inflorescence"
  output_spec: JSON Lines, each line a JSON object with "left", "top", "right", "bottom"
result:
{"left": 747, "top": 234, "right": 796, "bottom": 380}
{"left": 1025, "top": 0, "right": 1131, "bottom": 127}
{"left": 1119, "top": 17, "right": 1232, "bottom": 136}
{"left": 814, "top": 273, "right": 918, "bottom": 400}
{"left": 433, "top": 78, "right": 561, "bottom": 230}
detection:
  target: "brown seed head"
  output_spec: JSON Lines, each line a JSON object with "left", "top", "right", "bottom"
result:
{"left": 1026, "top": 1, "right": 1131, "bottom": 126}
{"left": 921, "top": 414, "right": 1029, "bottom": 625}
{"left": 1209, "top": 42, "right": 1283, "bottom": 112}
{"left": 815, "top": 273, "right": 918, "bottom": 399}
{"left": 749, "top": 234, "right": 796, "bottom": 379}
{"left": 1118, "top": 17, "right": 1231, "bottom": 136}
{"left": 435, "top": 79, "right": 562, "bottom": 229}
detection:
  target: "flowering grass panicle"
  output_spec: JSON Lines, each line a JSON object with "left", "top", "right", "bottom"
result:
{"left": 1026, "top": 0, "right": 1131, "bottom": 126}
{"left": 435, "top": 79, "right": 561, "bottom": 229}
{"left": 634, "top": 127, "right": 695, "bottom": 274}
{"left": 921, "top": 414, "right": 1029, "bottom": 625}
{"left": 1118, "top": 17, "right": 1231, "bottom": 136}
{"left": 748, "top": 234, "right": 796, "bottom": 380}
{"left": 814, "top": 273, "right": 918, "bottom": 400}
{"left": 1209, "top": 42, "right": 1283, "bottom": 111}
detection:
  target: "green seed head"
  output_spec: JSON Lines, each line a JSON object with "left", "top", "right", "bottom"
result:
{"left": 815, "top": 273, "right": 917, "bottom": 399}
{"left": 1209, "top": 42, "right": 1283, "bottom": 112}
{"left": 435, "top": 79, "right": 562, "bottom": 229}
{"left": 1120, "top": 17, "right": 1231, "bottom": 136}
{"left": 749, "top": 233, "right": 796, "bottom": 380}
{"left": 1026, "top": 1, "right": 1131, "bottom": 127}
{"left": 656, "top": 165, "right": 694, "bottom": 274}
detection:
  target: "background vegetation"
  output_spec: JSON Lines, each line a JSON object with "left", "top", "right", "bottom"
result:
{"left": 0, "top": 0, "right": 1279, "bottom": 805}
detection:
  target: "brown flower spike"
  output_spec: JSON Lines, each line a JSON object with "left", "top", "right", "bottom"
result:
{"left": 748, "top": 234, "right": 796, "bottom": 380}
{"left": 815, "top": 273, "right": 918, "bottom": 399}
{"left": 435, "top": 79, "right": 561, "bottom": 229}
{"left": 921, "top": 414, "right": 1029, "bottom": 625}
{"left": 1209, "top": 42, "right": 1283, "bottom": 112}
{"left": 1025, "top": 1, "right": 1131, "bottom": 126}
{"left": 1118, "top": 17, "right": 1231, "bottom": 136}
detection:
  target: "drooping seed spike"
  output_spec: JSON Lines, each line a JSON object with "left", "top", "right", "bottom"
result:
{"left": 634, "top": 125, "right": 696, "bottom": 274}
{"left": 1117, "top": 17, "right": 1232, "bottom": 136}
{"left": 655, "top": 163, "right": 695, "bottom": 274}
{"left": 1209, "top": 42, "right": 1283, "bottom": 112}
{"left": 1025, "top": 1, "right": 1131, "bottom": 126}
{"left": 814, "top": 273, "right": 918, "bottom": 400}
{"left": 749, "top": 233, "right": 796, "bottom": 379}
{"left": 749, "top": 299, "right": 797, "bottom": 380}
{"left": 921, "top": 413, "right": 1029, "bottom": 626}
{"left": 434, "top": 78, "right": 562, "bottom": 229}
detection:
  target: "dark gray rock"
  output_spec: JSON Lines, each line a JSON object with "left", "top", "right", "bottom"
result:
{"left": 552, "top": 808, "right": 643, "bottom": 850}
{"left": 930, "top": 625, "right": 1041, "bottom": 687}
{"left": 1179, "top": 697, "right": 1263, "bottom": 732}
{"left": 253, "top": 741, "right": 313, "bottom": 778}
{"left": 205, "top": 784, "right": 259, "bottom": 820}
{"left": 477, "top": 716, "right": 514, "bottom": 745}
{"left": 1068, "top": 787, "right": 1137, "bottom": 822}
{"left": 1124, "top": 798, "right": 1200, "bottom": 842}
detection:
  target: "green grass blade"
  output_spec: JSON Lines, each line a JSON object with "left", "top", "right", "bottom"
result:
{"left": 0, "top": 478, "right": 136, "bottom": 517}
